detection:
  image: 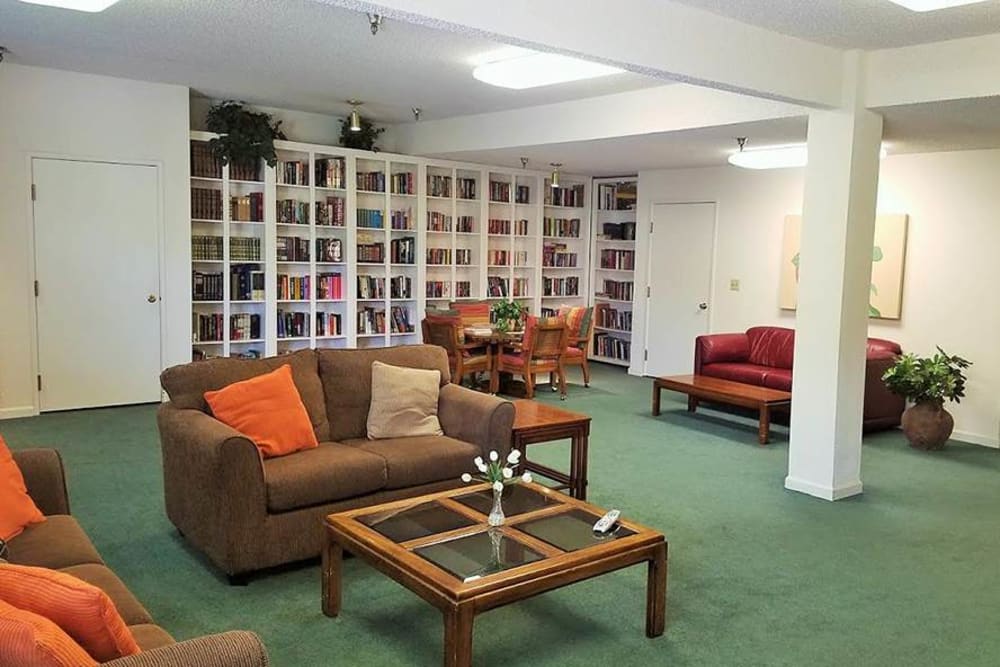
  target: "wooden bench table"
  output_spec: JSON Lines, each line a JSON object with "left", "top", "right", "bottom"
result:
{"left": 512, "top": 399, "right": 591, "bottom": 500}
{"left": 651, "top": 374, "right": 791, "bottom": 445}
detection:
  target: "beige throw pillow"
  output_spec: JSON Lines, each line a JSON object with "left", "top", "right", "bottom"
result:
{"left": 367, "top": 361, "right": 444, "bottom": 439}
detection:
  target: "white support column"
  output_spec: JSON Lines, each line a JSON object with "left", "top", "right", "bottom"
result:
{"left": 785, "top": 56, "right": 884, "bottom": 501}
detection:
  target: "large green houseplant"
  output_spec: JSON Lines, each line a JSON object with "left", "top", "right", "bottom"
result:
{"left": 490, "top": 300, "right": 525, "bottom": 334}
{"left": 206, "top": 101, "right": 286, "bottom": 169}
{"left": 882, "top": 347, "right": 971, "bottom": 450}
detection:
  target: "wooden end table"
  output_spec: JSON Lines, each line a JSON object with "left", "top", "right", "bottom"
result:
{"left": 322, "top": 483, "right": 667, "bottom": 667}
{"left": 651, "top": 374, "right": 791, "bottom": 445}
{"left": 511, "top": 399, "right": 591, "bottom": 500}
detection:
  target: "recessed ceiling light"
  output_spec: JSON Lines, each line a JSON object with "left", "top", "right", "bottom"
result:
{"left": 17, "top": 0, "right": 121, "bottom": 11}
{"left": 886, "top": 0, "right": 988, "bottom": 11}
{"left": 728, "top": 143, "right": 888, "bottom": 170}
{"left": 472, "top": 51, "right": 623, "bottom": 89}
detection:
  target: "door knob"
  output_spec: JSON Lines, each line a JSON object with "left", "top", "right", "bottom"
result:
{"left": 147, "top": 294, "right": 158, "bottom": 303}
{"left": 698, "top": 302, "right": 708, "bottom": 310}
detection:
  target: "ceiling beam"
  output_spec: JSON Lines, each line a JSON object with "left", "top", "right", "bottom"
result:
{"left": 318, "top": 0, "right": 844, "bottom": 109}
{"left": 389, "top": 84, "right": 804, "bottom": 156}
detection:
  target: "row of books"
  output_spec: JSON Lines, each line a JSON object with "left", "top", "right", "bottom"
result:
{"left": 277, "top": 310, "right": 309, "bottom": 338}
{"left": 390, "top": 209, "right": 413, "bottom": 230}
{"left": 317, "top": 238, "right": 343, "bottom": 263}
{"left": 316, "top": 272, "right": 343, "bottom": 300}
{"left": 596, "top": 182, "right": 636, "bottom": 211}
{"left": 231, "top": 194, "right": 265, "bottom": 222}
{"left": 389, "top": 305, "right": 414, "bottom": 333}
{"left": 488, "top": 182, "right": 531, "bottom": 204}
{"left": 276, "top": 236, "right": 310, "bottom": 262}
{"left": 487, "top": 219, "right": 530, "bottom": 235}
{"left": 543, "top": 276, "right": 580, "bottom": 297}
{"left": 596, "top": 306, "right": 632, "bottom": 332}
{"left": 427, "top": 212, "right": 451, "bottom": 231}
{"left": 455, "top": 281, "right": 472, "bottom": 297}
{"left": 229, "top": 160, "right": 261, "bottom": 183}
{"left": 390, "top": 237, "right": 416, "bottom": 265}
{"left": 598, "top": 279, "right": 634, "bottom": 302}
{"left": 231, "top": 313, "right": 262, "bottom": 340}
{"left": 357, "top": 171, "right": 385, "bottom": 192}
{"left": 316, "top": 312, "right": 342, "bottom": 337}
{"left": 487, "top": 277, "right": 530, "bottom": 297}
{"left": 488, "top": 250, "right": 529, "bottom": 267}
{"left": 542, "top": 217, "right": 582, "bottom": 238}
{"left": 600, "top": 248, "right": 636, "bottom": 270}
{"left": 593, "top": 333, "right": 630, "bottom": 361}
{"left": 278, "top": 199, "right": 309, "bottom": 225}
{"left": 277, "top": 160, "right": 309, "bottom": 186}
{"left": 193, "top": 271, "right": 223, "bottom": 301}
{"left": 192, "top": 313, "right": 224, "bottom": 342}
{"left": 232, "top": 266, "right": 266, "bottom": 301}
{"left": 357, "top": 307, "right": 417, "bottom": 334}
{"left": 457, "top": 216, "right": 475, "bottom": 233}
{"left": 192, "top": 187, "right": 223, "bottom": 221}
{"left": 542, "top": 243, "right": 577, "bottom": 267}
{"left": 358, "top": 208, "right": 385, "bottom": 229}
{"left": 357, "top": 240, "right": 384, "bottom": 263}
{"left": 192, "top": 235, "right": 222, "bottom": 261}
{"left": 602, "top": 222, "right": 637, "bottom": 240}
{"left": 316, "top": 158, "right": 346, "bottom": 189}
{"left": 427, "top": 174, "right": 452, "bottom": 198}
{"left": 230, "top": 237, "right": 261, "bottom": 262}
{"left": 358, "top": 276, "right": 385, "bottom": 300}
{"left": 427, "top": 248, "right": 452, "bottom": 265}
{"left": 390, "top": 172, "right": 415, "bottom": 195}
{"left": 545, "top": 183, "right": 585, "bottom": 208}
{"left": 390, "top": 275, "right": 412, "bottom": 299}
{"left": 426, "top": 281, "right": 450, "bottom": 298}
{"left": 457, "top": 177, "right": 477, "bottom": 200}
{"left": 190, "top": 141, "right": 222, "bottom": 179}
{"left": 277, "top": 274, "right": 309, "bottom": 301}
{"left": 316, "top": 197, "right": 346, "bottom": 227}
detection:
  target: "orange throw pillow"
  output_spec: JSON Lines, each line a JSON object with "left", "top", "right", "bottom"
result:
{"left": 0, "top": 564, "right": 139, "bottom": 662}
{"left": 204, "top": 364, "right": 319, "bottom": 458}
{"left": 0, "top": 435, "right": 45, "bottom": 541}
{"left": 0, "top": 598, "right": 97, "bottom": 667}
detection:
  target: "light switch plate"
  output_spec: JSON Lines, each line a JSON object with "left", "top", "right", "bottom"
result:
{"left": 729, "top": 279, "right": 740, "bottom": 291}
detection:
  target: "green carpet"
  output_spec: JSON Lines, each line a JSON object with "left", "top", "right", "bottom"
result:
{"left": 3, "top": 364, "right": 999, "bottom": 666}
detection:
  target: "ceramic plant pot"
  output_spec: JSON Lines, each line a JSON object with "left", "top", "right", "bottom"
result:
{"left": 901, "top": 401, "right": 954, "bottom": 451}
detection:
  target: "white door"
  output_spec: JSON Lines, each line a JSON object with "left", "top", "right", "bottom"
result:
{"left": 32, "top": 158, "right": 162, "bottom": 411}
{"left": 644, "top": 202, "right": 715, "bottom": 376}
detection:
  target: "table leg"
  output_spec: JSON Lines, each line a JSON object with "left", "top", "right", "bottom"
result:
{"left": 646, "top": 543, "right": 667, "bottom": 638}
{"left": 652, "top": 382, "right": 661, "bottom": 416}
{"left": 687, "top": 396, "right": 699, "bottom": 413}
{"left": 321, "top": 537, "right": 343, "bottom": 618}
{"left": 443, "top": 603, "right": 474, "bottom": 667}
{"left": 758, "top": 404, "right": 771, "bottom": 445}
{"left": 574, "top": 427, "right": 589, "bottom": 500}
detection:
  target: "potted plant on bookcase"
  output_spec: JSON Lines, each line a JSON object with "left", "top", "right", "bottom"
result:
{"left": 882, "top": 347, "right": 972, "bottom": 451}
{"left": 338, "top": 115, "right": 385, "bottom": 151}
{"left": 206, "top": 100, "right": 286, "bottom": 172}
{"left": 490, "top": 300, "right": 525, "bottom": 334}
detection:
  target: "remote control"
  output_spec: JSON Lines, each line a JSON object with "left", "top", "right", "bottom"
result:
{"left": 593, "top": 509, "right": 621, "bottom": 535}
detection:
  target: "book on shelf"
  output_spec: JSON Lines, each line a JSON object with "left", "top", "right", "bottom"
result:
{"left": 277, "top": 199, "right": 309, "bottom": 225}
{"left": 542, "top": 242, "right": 577, "bottom": 267}
{"left": 276, "top": 236, "right": 310, "bottom": 262}
{"left": 316, "top": 272, "right": 343, "bottom": 300}
{"left": 277, "top": 160, "right": 309, "bottom": 186}
{"left": 544, "top": 183, "right": 585, "bottom": 207}
{"left": 230, "top": 266, "right": 265, "bottom": 300}
{"left": 512, "top": 277, "right": 529, "bottom": 297}
{"left": 389, "top": 275, "right": 412, "bottom": 299}
{"left": 190, "top": 141, "right": 222, "bottom": 179}
{"left": 230, "top": 237, "right": 261, "bottom": 262}
{"left": 489, "top": 180, "right": 511, "bottom": 203}
{"left": 390, "top": 208, "right": 413, "bottom": 230}
{"left": 426, "top": 280, "right": 450, "bottom": 298}
{"left": 277, "top": 274, "right": 310, "bottom": 300}
{"left": 426, "top": 247, "right": 452, "bottom": 265}
{"left": 390, "top": 305, "right": 414, "bottom": 333}
{"left": 230, "top": 313, "right": 261, "bottom": 340}
{"left": 390, "top": 237, "right": 416, "bottom": 264}
{"left": 600, "top": 222, "right": 637, "bottom": 240}
{"left": 316, "top": 312, "right": 342, "bottom": 336}
{"left": 543, "top": 217, "right": 581, "bottom": 238}
{"left": 457, "top": 177, "right": 477, "bottom": 200}
{"left": 316, "top": 157, "right": 346, "bottom": 189}
{"left": 357, "top": 275, "right": 386, "bottom": 299}
{"left": 593, "top": 332, "right": 631, "bottom": 361}
{"left": 357, "top": 307, "right": 386, "bottom": 334}
{"left": 427, "top": 174, "right": 451, "bottom": 198}
{"left": 191, "top": 187, "right": 223, "bottom": 220}
{"left": 488, "top": 218, "right": 511, "bottom": 235}
{"left": 192, "top": 312, "right": 224, "bottom": 342}
{"left": 357, "top": 171, "right": 386, "bottom": 192}
{"left": 316, "top": 238, "right": 343, "bottom": 263}
{"left": 229, "top": 160, "right": 261, "bottom": 182}
{"left": 600, "top": 248, "right": 635, "bottom": 270}
{"left": 515, "top": 185, "right": 530, "bottom": 204}
{"left": 277, "top": 310, "right": 309, "bottom": 338}
{"left": 543, "top": 276, "right": 580, "bottom": 297}
{"left": 597, "top": 279, "right": 634, "bottom": 301}
{"left": 231, "top": 193, "right": 264, "bottom": 222}
{"left": 597, "top": 182, "right": 637, "bottom": 211}
{"left": 315, "top": 197, "right": 345, "bottom": 227}
{"left": 357, "top": 208, "right": 385, "bottom": 229}
{"left": 391, "top": 172, "right": 415, "bottom": 195}
{"left": 513, "top": 219, "right": 529, "bottom": 236}
{"left": 192, "top": 271, "right": 223, "bottom": 301}
{"left": 595, "top": 304, "right": 633, "bottom": 331}
{"left": 427, "top": 211, "right": 452, "bottom": 232}
{"left": 488, "top": 249, "right": 510, "bottom": 267}
{"left": 192, "top": 235, "right": 223, "bottom": 261}
{"left": 456, "top": 216, "right": 475, "bottom": 233}
{"left": 487, "top": 276, "right": 509, "bottom": 297}
{"left": 455, "top": 249, "right": 472, "bottom": 266}
{"left": 357, "top": 236, "right": 385, "bottom": 263}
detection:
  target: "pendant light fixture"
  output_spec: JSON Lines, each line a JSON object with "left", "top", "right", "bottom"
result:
{"left": 347, "top": 100, "right": 362, "bottom": 132}
{"left": 550, "top": 163, "right": 562, "bottom": 188}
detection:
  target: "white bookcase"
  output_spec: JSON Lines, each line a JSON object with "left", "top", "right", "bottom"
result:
{"left": 541, "top": 174, "right": 590, "bottom": 316}
{"left": 188, "top": 132, "right": 590, "bottom": 360}
{"left": 589, "top": 177, "right": 638, "bottom": 367}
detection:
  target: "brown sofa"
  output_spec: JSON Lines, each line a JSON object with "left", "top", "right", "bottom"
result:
{"left": 5, "top": 448, "right": 268, "bottom": 666}
{"left": 158, "top": 345, "right": 514, "bottom": 582}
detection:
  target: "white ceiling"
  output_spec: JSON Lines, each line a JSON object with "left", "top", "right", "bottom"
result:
{"left": 0, "top": 0, "right": 662, "bottom": 122}
{"left": 671, "top": 0, "right": 1000, "bottom": 49}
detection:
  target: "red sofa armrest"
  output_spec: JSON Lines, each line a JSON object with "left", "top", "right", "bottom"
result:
{"left": 694, "top": 333, "right": 750, "bottom": 374}
{"left": 867, "top": 337, "right": 902, "bottom": 357}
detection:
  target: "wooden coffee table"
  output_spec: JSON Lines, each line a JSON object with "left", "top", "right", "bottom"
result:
{"left": 651, "top": 374, "right": 791, "bottom": 445}
{"left": 512, "top": 399, "right": 591, "bottom": 500}
{"left": 322, "top": 483, "right": 667, "bottom": 667}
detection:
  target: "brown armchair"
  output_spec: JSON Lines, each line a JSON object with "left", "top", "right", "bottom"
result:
{"left": 493, "top": 316, "right": 569, "bottom": 399}
{"left": 422, "top": 316, "right": 492, "bottom": 388}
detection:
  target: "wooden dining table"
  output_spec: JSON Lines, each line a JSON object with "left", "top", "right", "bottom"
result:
{"left": 463, "top": 328, "right": 523, "bottom": 394}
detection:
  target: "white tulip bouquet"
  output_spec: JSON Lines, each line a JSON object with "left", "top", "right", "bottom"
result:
{"left": 461, "top": 449, "right": 532, "bottom": 492}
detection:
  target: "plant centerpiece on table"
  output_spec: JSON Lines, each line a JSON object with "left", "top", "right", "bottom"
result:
{"left": 206, "top": 101, "right": 286, "bottom": 171}
{"left": 338, "top": 115, "right": 385, "bottom": 151}
{"left": 461, "top": 449, "right": 532, "bottom": 526}
{"left": 490, "top": 300, "right": 525, "bottom": 334}
{"left": 882, "top": 347, "right": 972, "bottom": 450}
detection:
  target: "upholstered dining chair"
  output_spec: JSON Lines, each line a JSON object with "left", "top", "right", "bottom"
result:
{"left": 448, "top": 299, "right": 492, "bottom": 329}
{"left": 422, "top": 316, "right": 492, "bottom": 389}
{"left": 492, "top": 316, "right": 569, "bottom": 399}
{"left": 557, "top": 305, "right": 595, "bottom": 388}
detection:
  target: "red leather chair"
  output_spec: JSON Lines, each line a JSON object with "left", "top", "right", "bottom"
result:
{"left": 693, "top": 326, "right": 904, "bottom": 432}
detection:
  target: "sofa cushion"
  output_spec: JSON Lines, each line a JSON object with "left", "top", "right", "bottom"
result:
{"left": 0, "top": 436, "right": 46, "bottom": 541}
{"left": 0, "top": 598, "right": 97, "bottom": 667}
{"left": 160, "top": 348, "right": 329, "bottom": 442}
{"left": 341, "top": 435, "right": 480, "bottom": 490}
{"left": 58, "top": 564, "right": 153, "bottom": 627}
{"left": 746, "top": 327, "right": 795, "bottom": 369}
{"left": 263, "top": 442, "right": 387, "bottom": 512}
{"left": 318, "top": 346, "right": 451, "bottom": 441}
{"left": 762, "top": 368, "right": 793, "bottom": 392}
{"left": 701, "top": 362, "right": 773, "bottom": 387}
{"left": 127, "top": 624, "right": 175, "bottom": 651}
{"left": 5, "top": 515, "right": 103, "bottom": 570}
{"left": 367, "top": 362, "right": 443, "bottom": 440}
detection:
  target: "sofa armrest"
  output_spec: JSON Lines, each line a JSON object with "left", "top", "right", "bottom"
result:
{"left": 438, "top": 385, "right": 515, "bottom": 459}
{"left": 103, "top": 631, "right": 268, "bottom": 667}
{"left": 694, "top": 333, "right": 750, "bottom": 374}
{"left": 11, "top": 448, "right": 70, "bottom": 516}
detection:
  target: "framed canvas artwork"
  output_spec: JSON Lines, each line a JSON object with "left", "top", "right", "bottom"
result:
{"left": 779, "top": 213, "right": 909, "bottom": 319}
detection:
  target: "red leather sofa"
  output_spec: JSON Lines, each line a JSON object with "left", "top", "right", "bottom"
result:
{"left": 693, "top": 326, "right": 905, "bottom": 432}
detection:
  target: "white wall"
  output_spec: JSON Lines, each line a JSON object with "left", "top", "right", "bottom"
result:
{"left": 0, "top": 64, "right": 190, "bottom": 418}
{"left": 636, "top": 149, "right": 1000, "bottom": 447}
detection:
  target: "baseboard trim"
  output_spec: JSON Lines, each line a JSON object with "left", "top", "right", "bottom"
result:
{"left": 784, "top": 476, "right": 863, "bottom": 501}
{"left": 952, "top": 430, "right": 999, "bottom": 449}
{"left": 0, "top": 406, "right": 38, "bottom": 420}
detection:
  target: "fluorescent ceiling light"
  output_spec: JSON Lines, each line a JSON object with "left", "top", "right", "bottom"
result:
{"left": 17, "top": 0, "right": 121, "bottom": 10}
{"left": 886, "top": 0, "right": 988, "bottom": 11}
{"left": 473, "top": 51, "right": 623, "bottom": 89}
{"left": 728, "top": 144, "right": 888, "bottom": 170}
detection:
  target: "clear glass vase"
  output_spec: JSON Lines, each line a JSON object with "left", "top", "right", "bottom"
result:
{"left": 488, "top": 487, "right": 505, "bottom": 526}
